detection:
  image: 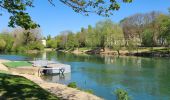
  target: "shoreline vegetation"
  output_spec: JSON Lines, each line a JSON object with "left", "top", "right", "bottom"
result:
{"left": 58, "top": 47, "right": 170, "bottom": 57}
{"left": 0, "top": 59, "right": 103, "bottom": 100}
{"left": 45, "top": 10, "right": 170, "bottom": 58}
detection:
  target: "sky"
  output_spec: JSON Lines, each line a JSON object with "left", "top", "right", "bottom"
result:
{"left": 0, "top": 0, "right": 170, "bottom": 37}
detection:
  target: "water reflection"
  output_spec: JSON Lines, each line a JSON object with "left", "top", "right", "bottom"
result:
{"left": 41, "top": 73, "right": 71, "bottom": 84}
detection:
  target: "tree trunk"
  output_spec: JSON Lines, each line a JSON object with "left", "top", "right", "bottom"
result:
{"left": 103, "top": 47, "right": 105, "bottom": 52}
{"left": 117, "top": 50, "right": 120, "bottom": 55}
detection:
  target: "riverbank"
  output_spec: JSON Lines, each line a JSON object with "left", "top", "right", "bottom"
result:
{"left": 0, "top": 73, "right": 59, "bottom": 100}
{"left": 61, "top": 47, "right": 170, "bottom": 57}
{"left": 0, "top": 59, "right": 103, "bottom": 100}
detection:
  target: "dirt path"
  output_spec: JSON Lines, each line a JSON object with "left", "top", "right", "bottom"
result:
{"left": 14, "top": 73, "right": 103, "bottom": 100}
{"left": 0, "top": 59, "right": 10, "bottom": 71}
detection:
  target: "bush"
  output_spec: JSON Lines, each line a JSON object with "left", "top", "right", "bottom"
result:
{"left": 16, "top": 46, "right": 27, "bottom": 52}
{"left": 67, "top": 82, "right": 77, "bottom": 88}
{"left": 0, "top": 39, "right": 6, "bottom": 51}
{"left": 47, "top": 39, "right": 57, "bottom": 49}
{"left": 114, "top": 88, "right": 130, "bottom": 100}
{"left": 27, "top": 42, "right": 44, "bottom": 50}
{"left": 12, "top": 41, "right": 44, "bottom": 52}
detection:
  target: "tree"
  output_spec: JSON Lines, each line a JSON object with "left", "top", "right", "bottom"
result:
{"left": 0, "top": 39, "right": 6, "bottom": 51}
{"left": 95, "top": 19, "right": 123, "bottom": 51}
{"left": 86, "top": 25, "right": 96, "bottom": 48}
{"left": 0, "top": 0, "right": 39, "bottom": 29}
{"left": 126, "top": 39, "right": 139, "bottom": 54}
{"left": 113, "top": 41, "right": 122, "bottom": 55}
{"left": 156, "top": 14, "right": 170, "bottom": 46}
{"left": 0, "top": 0, "right": 132, "bottom": 29}
{"left": 120, "top": 11, "right": 160, "bottom": 46}
{"left": 47, "top": 35, "right": 52, "bottom": 41}
{"left": 67, "top": 32, "right": 77, "bottom": 50}
{"left": 0, "top": 32, "right": 14, "bottom": 51}
{"left": 60, "top": 0, "right": 132, "bottom": 16}
{"left": 78, "top": 28, "right": 86, "bottom": 47}
{"left": 47, "top": 39, "right": 57, "bottom": 49}
{"left": 142, "top": 29, "right": 154, "bottom": 47}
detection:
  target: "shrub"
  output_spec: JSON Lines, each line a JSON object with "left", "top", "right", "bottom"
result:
{"left": 19, "top": 46, "right": 27, "bottom": 52}
{"left": 47, "top": 39, "right": 57, "bottom": 49}
{"left": 67, "top": 82, "right": 77, "bottom": 88}
{"left": 114, "top": 88, "right": 130, "bottom": 100}
{"left": 14, "top": 46, "right": 27, "bottom": 52}
{"left": 0, "top": 39, "right": 6, "bottom": 51}
{"left": 27, "top": 42, "right": 44, "bottom": 50}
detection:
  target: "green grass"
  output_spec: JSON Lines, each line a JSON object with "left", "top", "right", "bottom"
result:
{"left": 67, "top": 82, "right": 77, "bottom": 88}
{"left": 0, "top": 70, "right": 9, "bottom": 74}
{"left": 3, "top": 61, "right": 32, "bottom": 68}
{"left": 0, "top": 73, "right": 59, "bottom": 100}
{"left": 79, "top": 47, "right": 91, "bottom": 51}
{"left": 125, "top": 47, "right": 169, "bottom": 53}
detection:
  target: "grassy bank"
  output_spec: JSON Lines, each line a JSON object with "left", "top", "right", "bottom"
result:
{"left": 0, "top": 73, "right": 59, "bottom": 100}
{"left": 3, "top": 61, "right": 32, "bottom": 68}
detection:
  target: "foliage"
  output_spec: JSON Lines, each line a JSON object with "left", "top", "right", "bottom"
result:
{"left": 60, "top": 0, "right": 132, "bottom": 16}
{"left": 0, "top": 33, "right": 14, "bottom": 52}
{"left": 156, "top": 14, "right": 170, "bottom": 46}
{"left": 114, "top": 88, "right": 130, "bottom": 100}
{"left": 0, "top": 28, "right": 44, "bottom": 52}
{"left": 14, "top": 45, "right": 28, "bottom": 52}
{"left": 27, "top": 41, "right": 44, "bottom": 50}
{"left": 126, "top": 39, "right": 139, "bottom": 53}
{"left": 120, "top": 11, "right": 170, "bottom": 47}
{"left": 113, "top": 41, "right": 122, "bottom": 55}
{"left": 1, "top": 9, "right": 170, "bottom": 54}
{"left": 0, "top": 0, "right": 39, "bottom": 29}
{"left": 54, "top": 19, "right": 124, "bottom": 52}
{"left": 66, "top": 32, "right": 78, "bottom": 50}
{"left": 0, "top": 39, "right": 6, "bottom": 51}
{"left": 142, "top": 29, "right": 154, "bottom": 46}
{"left": 67, "top": 82, "right": 77, "bottom": 88}
{"left": 53, "top": 11, "right": 170, "bottom": 52}
{"left": 47, "top": 39, "right": 57, "bottom": 49}
{"left": 47, "top": 35, "right": 52, "bottom": 40}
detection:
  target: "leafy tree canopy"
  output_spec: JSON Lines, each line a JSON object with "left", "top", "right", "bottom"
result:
{"left": 0, "top": 0, "right": 132, "bottom": 29}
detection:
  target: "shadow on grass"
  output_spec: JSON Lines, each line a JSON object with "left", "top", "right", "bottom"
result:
{"left": 0, "top": 73, "right": 59, "bottom": 100}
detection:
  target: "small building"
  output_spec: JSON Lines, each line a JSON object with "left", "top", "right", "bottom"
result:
{"left": 41, "top": 39, "right": 46, "bottom": 47}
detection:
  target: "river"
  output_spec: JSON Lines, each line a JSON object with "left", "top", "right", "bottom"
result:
{"left": 0, "top": 51, "right": 170, "bottom": 100}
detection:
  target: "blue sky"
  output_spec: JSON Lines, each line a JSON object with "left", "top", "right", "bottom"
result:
{"left": 0, "top": 0, "right": 170, "bottom": 37}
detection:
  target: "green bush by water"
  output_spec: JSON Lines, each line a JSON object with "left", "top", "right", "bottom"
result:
{"left": 114, "top": 88, "right": 130, "bottom": 100}
{"left": 67, "top": 82, "right": 77, "bottom": 88}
